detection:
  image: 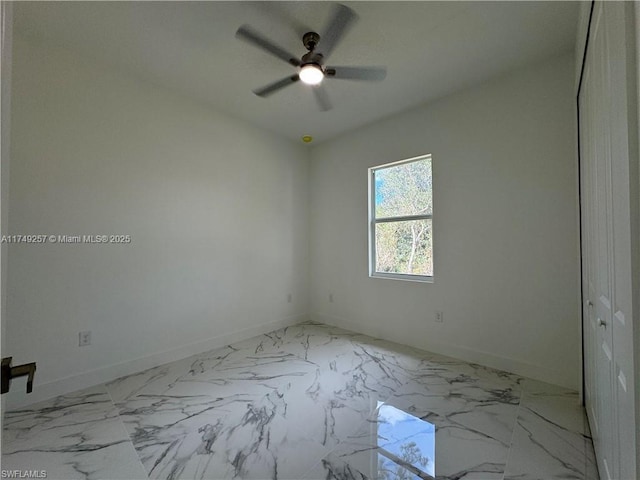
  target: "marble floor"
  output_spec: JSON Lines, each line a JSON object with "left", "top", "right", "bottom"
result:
{"left": 2, "top": 322, "right": 598, "bottom": 480}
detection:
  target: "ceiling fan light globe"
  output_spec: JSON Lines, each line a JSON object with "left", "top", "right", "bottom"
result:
{"left": 299, "top": 64, "right": 324, "bottom": 85}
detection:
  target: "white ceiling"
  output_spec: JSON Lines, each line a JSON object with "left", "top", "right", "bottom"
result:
{"left": 14, "top": 1, "right": 578, "bottom": 144}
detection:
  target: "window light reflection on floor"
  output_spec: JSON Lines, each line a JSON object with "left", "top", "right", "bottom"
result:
{"left": 376, "top": 402, "right": 436, "bottom": 479}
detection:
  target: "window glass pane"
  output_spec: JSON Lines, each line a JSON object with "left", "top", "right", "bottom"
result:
{"left": 375, "top": 219, "right": 433, "bottom": 276}
{"left": 375, "top": 158, "right": 432, "bottom": 218}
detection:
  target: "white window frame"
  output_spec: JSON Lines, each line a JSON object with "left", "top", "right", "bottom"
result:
{"left": 368, "top": 154, "right": 433, "bottom": 283}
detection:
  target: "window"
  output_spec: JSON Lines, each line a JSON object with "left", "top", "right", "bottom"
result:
{"left": 369, "top": 155, "right": 433, "bottom": 281}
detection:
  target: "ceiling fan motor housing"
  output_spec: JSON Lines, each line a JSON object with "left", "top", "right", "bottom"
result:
{"left": 301, "top": 51, "right": 324, "bottom": 67}
{"left": 303, "top": 31, "right": 321, "bottom": 51}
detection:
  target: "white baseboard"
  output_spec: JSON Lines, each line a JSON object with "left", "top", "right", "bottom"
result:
{"left": 311, "top": 311, "right": 578, "bottom": 390}
{"left": 5, "top": 314, "right": 306, "bottom": 410}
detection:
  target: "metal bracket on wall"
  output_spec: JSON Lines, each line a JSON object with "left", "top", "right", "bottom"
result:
{"left": 1, "top": 357, "right": 36, "bottom": 394}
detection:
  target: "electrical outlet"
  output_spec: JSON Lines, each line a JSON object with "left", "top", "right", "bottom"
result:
{"left": 435, "top": 311, "right": 444, "bottom": 323}
{"left": 79, "top": 331, "right": 92, "bottom": 347}
{"left": 329, "top": 293, "right": 334, "bottom": 303}
{"left": 287, "top": 293, "right": 292, "bottom": 303}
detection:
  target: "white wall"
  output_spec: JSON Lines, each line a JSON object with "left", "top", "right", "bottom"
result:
{"left": 5, "top": 36, "right": 309, "bottom": 408}
{"left": 309, "top": 53, "right": 580, "bottom": 389}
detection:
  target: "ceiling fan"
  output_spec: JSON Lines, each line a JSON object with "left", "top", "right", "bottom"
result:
{"left": 235, "top": 3, "right": 386, "bottom": 111}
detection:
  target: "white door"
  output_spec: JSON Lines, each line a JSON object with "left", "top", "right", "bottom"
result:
{"left": 579, "top": 2, "right": 637, "bottom": 479}
{"left": 580, "top": 4, "right": 615, "bottom": 476}
{"left": 579, "top": 21, "right": 597, "bottom": 443}
{"left": 605, "top": 4, "right": 637, "bottom": 479}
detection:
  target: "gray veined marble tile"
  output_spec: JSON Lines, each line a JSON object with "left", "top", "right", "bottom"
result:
{"left": 2, "top": 385, "right": 148, "bottom": 480}
{"left": 230, "top": 322, "right": 364, "bottom": 362}
{"left": 114, "top": 351, "right": 327, "bottom": 479}
{"left": 277, "top": 342, "right": 414, "bottom": 450}
{"left": 105, "top": 332, "right": 327, "bottom": 405}
{"left": 405, "top": 354, "right": 528, "bottom": 392}
{"left": 385, "top": 379, "right": 522, "bottom": 445}
{"left": 115, "top": 390, "right": 254, "bottom": 475}
{"left": 516, "top": 377, "right": 580, "bottom": 397}
{"left": 302, "top": 453, "right": 373, "bottom": 480}
{"left": 2, "top": 322, "right": 598, "bottom": 480}
{"left": 323, "top": 401, "right": 509, "bottom": 480}
{"left": 118, "top": 382, "right": 329, "bottom": 479}
{"left": 317, "top": 403, "right": 436, "bottom": 480}
{"left": 518, "top": 389, "right": 589, "bottom": 436}
{"left": 275, "top": 383, "right": 382, "bottom": 452}
{"left": 105, "top": 345, "right": 241, "bottom": 404}
{"left": 350, "top": 335, "right": 436, "bottom": 365}
{"left": 110, "top": 350, "right": 318, "bottom": 402}
{"left": 503, "top": 399, "right": 598, "bottom": 480}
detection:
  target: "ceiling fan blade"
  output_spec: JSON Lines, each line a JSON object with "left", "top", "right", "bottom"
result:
{"left": 253, "top": 74, "right": 300, "bottom": 97}
{"left": 236, "top": 25, "right": 301, "bottom": 67}
{"left": 317, "top": 4, "right": 357, "bottom": 60}
{"left": 325, "top": 66, "right": 387, "bottom": 81}
{"left": 312, "top": 85, "right": 332, "bottom": 111}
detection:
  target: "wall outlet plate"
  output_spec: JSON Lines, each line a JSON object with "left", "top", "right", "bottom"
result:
{"left": 79, "top": 331, "right": 92, "bottom": 347}
{"left": 435, "top": 311, "right": 444, "bottom": 323}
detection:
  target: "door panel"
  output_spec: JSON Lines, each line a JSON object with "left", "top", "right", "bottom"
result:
{"left": 587, "top": 5, "right": 616, "bottom": 477}
{"left": 604, "top": 3, "right": 636, "bottom": 479}
{"left": 580, "top": 54, "right": 598, "bottom": 433}
{"left": 579, "top": 2, "right": 637, "bottom": 479}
